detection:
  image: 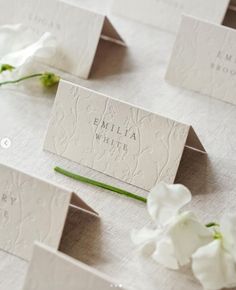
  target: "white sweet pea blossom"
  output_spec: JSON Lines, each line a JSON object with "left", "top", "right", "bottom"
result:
{"left": 0, "top": 24, "right": 56, "bottom": 68}
{"left": 192, "top": 214, "right": 236, "bottom": 290}
{"left": 0, "top": 23, "right": 57, "bottom": 89}
{"left": 131, "top": 183, "right": 212, "bottom": 270}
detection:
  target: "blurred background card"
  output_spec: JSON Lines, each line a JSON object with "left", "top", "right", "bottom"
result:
{"left": 111, "top": 0, "right": 230, "bottom": 33}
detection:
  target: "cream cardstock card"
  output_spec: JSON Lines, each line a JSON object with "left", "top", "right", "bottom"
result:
{"left": 0, "top": 163, "right": 96, "bottom": 261}
{"left": 166, "top": 15, "right": 236, "bottom": 105}
{"left": 111, "top": 0, "right": 230, "bottom": 33}
{"left": 0, "top": 0, "right": 124, "bottom": 78}
{"left": 22, "top": 243, "right": 126, "bottom": 290}
{"left": 44, "top": 80, "right": 205, "bottom": 191}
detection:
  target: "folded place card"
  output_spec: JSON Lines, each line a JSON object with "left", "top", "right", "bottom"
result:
{"left": 0, "top": 0, "right": 124, "bottom": 78}
{"left": 166, "top": 15, "right": 236, "bottom": 105}
{"left": 44, "top": 80, "right": 205, "bottom": 191}
{"left": 111, "top": 0, "right": 230, "bottom": 33}
{"left": 22, "top": 243, "right": 126, "bottom": 290}
{"left": 0, "top": 162, "right": 97, "bottom": 261}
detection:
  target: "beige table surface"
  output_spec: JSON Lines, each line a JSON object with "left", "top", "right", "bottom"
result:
{"left": 1, "top": 1, "right": 236, "bottom": 290}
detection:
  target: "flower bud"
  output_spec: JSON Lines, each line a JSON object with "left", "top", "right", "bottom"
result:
{"left": 39, "top": 72, "right": 60, "bottom": 88}
{"left": 0, "top": 64, "right": 15, "bottom": 73}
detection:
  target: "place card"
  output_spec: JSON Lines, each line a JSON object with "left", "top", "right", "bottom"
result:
{"left": 166, "top": 15, "right": 236, "bottom": 105}
{"left": 0, "top": 0, "right": 125, "bottom": 78}
{"left": 44, "top": 80, "right": 205, "bottom": 191}
{"left": 111, "top": 0, "right": 230, "bottom": 33}
{"left": 0, "top": 162, "right": 97, "bottom": 261}
{"left": 22, "top": 243, "right": 126, "bottom": 290}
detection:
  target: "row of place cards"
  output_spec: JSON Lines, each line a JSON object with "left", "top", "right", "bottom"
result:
{"left": 1, "top": 0, "right": 236, "bottom": 105}
{"left": 0, "top": 162, "right": 125, "bottom": 289}
{"left": 1, "top": 0, "right": 225, "bottom": 288}
{"left": 0, "top": 81, "right": 206, "bottom": 289}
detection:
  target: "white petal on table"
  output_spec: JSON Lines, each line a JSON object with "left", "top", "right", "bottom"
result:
{"left": 221, "top": 213, "right": 236, "bottom": 262}
{"left": 147, "top": 182, "right": 192, "bottom": 226}
{"left": 167, "top": 211, "right": 212, "bottom": 267}
{"left": 192, "top": 239, "right": 236, "bottom": 290}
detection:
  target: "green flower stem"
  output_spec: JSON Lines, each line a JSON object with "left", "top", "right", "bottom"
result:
{"left": 0, "top": 73, "right": 42, "bottom": 86}
{"left": 54, "top": 166, "right": 147, "bottom": 203}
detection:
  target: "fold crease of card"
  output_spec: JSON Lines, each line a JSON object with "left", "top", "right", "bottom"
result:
{"left": 0, "top": 163, "right": 97, "bottom": 261}
{"left": 111, "top": 0, "right": 230, "bottom": 33}
{"left": 166, "top": 15, "right": 236, "bottom": 105}
{"left": 22, "top": 243, "right": 126, "bottom": 290}
{"left": 0, "top": 0, "right": 125, "bottom": 78}
{"left": 44, "top": 80, "right": 206, "bottom": 191}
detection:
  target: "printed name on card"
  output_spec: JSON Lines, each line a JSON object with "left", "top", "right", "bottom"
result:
{"left": 0, "top": 0, "right": 125, "bottom": 78}
{"left": 22, "top": 243, "right": 126, "bottom": 290}
{"left": 0, "top": 163, "right": 97, "bottom": 261}
{"left": 111, "top": 0, "right": 230, "bottom": 33}
{"left": 44, "top": 80, "right": 206, "bottom": 191}
{"left": 166, "top": 15, "right": 236, "bottom": 105}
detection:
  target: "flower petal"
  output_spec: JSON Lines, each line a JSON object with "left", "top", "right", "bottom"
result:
{"left": 221, "top": 213, "right": 236, "bottom": 262}
{"left": 131, "top": 227, "right": 161, "bottom": 256}
{"left": 168, "top": 211, "right": 212, "bottom": 267}
{"left": 0, "top": 24, "right": 33, "bottom": 57}
{"left": 192, "top": 240, "right": 236, "bottom": 290}
{"left": 0, "top": 32, "right": 56, "bottom": 67}
{"left": 152, "top": 237, "right": 179, "bottom": 270}
{"left": 152, "top": 211, "right": 212, "bottom": 269}
{"left": 147, "top": 183, "right": 192, "bottom": 225}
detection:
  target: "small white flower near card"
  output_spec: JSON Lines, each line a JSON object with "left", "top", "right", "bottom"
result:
{"left": 132, "top": 183, "right": 236, "bottom": 290}
{"left": 0, "top": 24, "right": 57, "bottom": 86}
{"left": 131, "top": 183, "right": 212, "bottom": 269}
{"left": 44, "top": 80, "right": 206, "bottom": 191}
{"left": 22, "top": 243, "right": 126, "bottom": 290}
{"left": 0, "top": 0, "right": 125, "bottom": 78}
{"left": 0, "top": 162, "right": 97, "bottom": 261}
{"left": 0, "top": 24, "right": 56, "bottom": 68}
{"left": 192, "top": 214, "right": 236, "bottom": 290}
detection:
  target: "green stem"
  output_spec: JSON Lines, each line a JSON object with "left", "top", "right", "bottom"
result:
{"left": 0, "top": 73, "right": 43, "bottom": 86}
{"left": 54, "top": 166, "right": 147, "bottom": 203}
{"left": 205, "top": 222, "right": 220, "bottom": 228}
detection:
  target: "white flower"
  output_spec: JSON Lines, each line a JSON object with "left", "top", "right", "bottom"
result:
{"left": 0, "top": 23, "right": 57, "bottom": 90}
{"left": 192, "top": 214, "right": 236, "bottom": 290}
{"left": 0, "top": 24, "right": 56, "bottom": 67}
{"left": 131, "top": 183, "right": 212, "bottom": 270}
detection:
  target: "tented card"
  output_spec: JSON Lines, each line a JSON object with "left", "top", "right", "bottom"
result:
{"left": 22, "top": 243, "right": 126, "bottom": 290}
{"left": 111, "top": 0, "right": 230, "bottom": 33}
{"left": 44, "top": 80, "right": 205, "bottom": 191}
{"left": 166, "top": 15, "right": 236, "bottom": 105}
{"left": 0, "top": 0, "right": 124, "bottom": 78}
{"left": 0, "top": 163, "right": 96, "bottom": 260}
